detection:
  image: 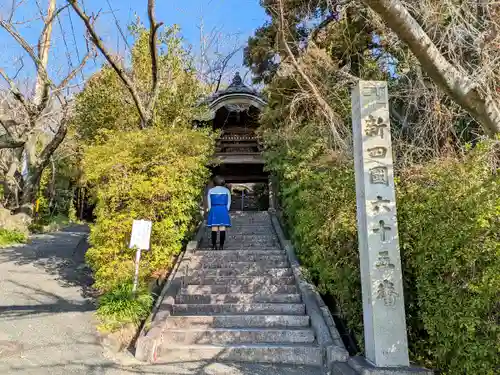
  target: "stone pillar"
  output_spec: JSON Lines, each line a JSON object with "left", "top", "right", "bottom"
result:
{"left": 351, "top": 81, "right": 409, "bottom": 367}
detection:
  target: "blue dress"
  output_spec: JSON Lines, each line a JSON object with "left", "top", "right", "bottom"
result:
{"left": 207, "top": 186, "right": 232, "bottom": 227}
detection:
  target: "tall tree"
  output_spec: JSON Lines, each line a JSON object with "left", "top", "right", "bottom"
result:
{"left": 0, "top": 0, "right": 92, "bottom": 215}
{"left": 67, "top": 0, "right": 164, "bottom": 129}
{"left": 362, "top": 0, "right": 500, "bottom": 135}
{"left": 247, "top": 0, "right": 500, "bottom": 136}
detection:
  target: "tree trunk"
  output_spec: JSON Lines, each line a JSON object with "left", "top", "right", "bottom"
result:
{"left": 19, "top": 166, "right": 44, "bottom": 216}
{"left": 34, "top": 0, "right": 56, "bottom": 107}
{"left": 363, "top": 0, "right": 500, "bottom": 135}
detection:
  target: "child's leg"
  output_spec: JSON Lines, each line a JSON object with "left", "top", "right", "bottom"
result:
{"left": 211, "top": 226, "right": 219, "bottom": 249}
{"left": 219, "top": 226, "right": 226, "bottom": 249}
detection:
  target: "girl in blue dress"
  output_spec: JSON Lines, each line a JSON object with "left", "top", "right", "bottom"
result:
{"left": 207, "top": 176, "right": 232, "bottom": 249}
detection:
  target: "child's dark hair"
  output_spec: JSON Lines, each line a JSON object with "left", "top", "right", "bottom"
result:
{"left": 213, "top": 175, "right": 225, "bottom": 186}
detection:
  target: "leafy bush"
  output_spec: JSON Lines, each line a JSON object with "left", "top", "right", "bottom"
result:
{"left": 96, "top": 281, "right": 154, "bottom": 332}
{"left": 84, "top": 128, "right": 213, "bottom": 291}
{"left": 264, "top": 122, "right": 499, "bottom": 374}
{"left": 0, "top": 228, "right": 27, "bottom": 247}
{"left": 73, "top": 25, "right": 214, "bottom": 298}
{"left": 396, "top": 142, "right": 500, "bottom": 373}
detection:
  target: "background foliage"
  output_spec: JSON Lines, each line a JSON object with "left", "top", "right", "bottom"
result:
{"left": 263, "top": 118, "right": 499, "bottom": 374}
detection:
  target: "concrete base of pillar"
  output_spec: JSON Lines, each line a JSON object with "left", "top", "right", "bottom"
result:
{"left": 331, "top": 357, "right": 433, "bottom": 375}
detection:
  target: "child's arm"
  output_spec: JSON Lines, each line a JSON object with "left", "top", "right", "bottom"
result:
{"left": 207, "top": 188, "right": 212, "bottom": 211}
{"left": 226, "top": 188, "right": 231, "bottom": 211}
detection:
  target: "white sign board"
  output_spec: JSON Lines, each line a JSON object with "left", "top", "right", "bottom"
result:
{"left": 129, "top": 219, "right": 152, "bottom": 251}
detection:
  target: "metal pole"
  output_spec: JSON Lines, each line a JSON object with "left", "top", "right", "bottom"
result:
{"left": 132, "top": 248, "right": 141, "bottom": 295}
{"left": 241, "top": 189, "right": 244, "bottom": 211}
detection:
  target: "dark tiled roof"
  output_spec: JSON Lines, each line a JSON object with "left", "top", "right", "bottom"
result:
{"left": 199, "top": 72, "right": 264, "bottom": 106}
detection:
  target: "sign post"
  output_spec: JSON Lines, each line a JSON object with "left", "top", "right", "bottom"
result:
{"left": 129, "top": 219, "right": 152, "bottom": 295}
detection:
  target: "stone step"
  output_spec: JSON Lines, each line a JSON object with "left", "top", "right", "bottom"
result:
{"left": 192, "top": 249, "right": 284, "bottom": 256}
{"left": 200, "top": 244, "right": 280, "bottom": 250}
{"left": 172, "top": 303, "right": 306, "bottom": 315}
{"left": 228, "top": 221, "right": 272, "bottom": 227}
{"left": 222, "top": 226, "right": 272, "bottom": 232}
{"left": 186, "top": 254, "right": 288, "bottom": 264}
{"left": 222, "top": 228, "right": 276, "bottom": 235}
{"left": 201, "top": 235, "right": 278, "bottom": 242}
{"left": 163, "top": 328, "right": 315, "bottom": 345}
{"left": 230, "top": 214, "right": 271, "bottom": 219}
{"left": 155, "top": 344, "right": 323, "bottom": 366}
{"left": 230, "top": 211, "right": 269, "bottom": 215}
{"left": 185, "top": 275, "right": 296, "bottom": 286}
{"left": 188, "top": 267, "right": 292, "bottom": 278}
{"left": 199, "top": 244, "right": 281, "bottom": 251}
{"left": 187, "top": 260, "right": 289, "bottom": 269}
{"left": 176, "top": 293, "right": 302, "bottom": 304}
{"left": 197, "top": 244, "right": 282, "bottom": 250}
{"left": 182, "top": 284, "right": 298, "bottom": 295}
{"left": 218, "top": 223, "right": 273, "bottom": 228}
{"left": 221, "top": 234, "right": 278, "bottom": 240}
{"left": 164, "top": 315, "right": 310, "bottom": 329}
{"left": 204, "top": 232, "right": 277, "bottom": 241}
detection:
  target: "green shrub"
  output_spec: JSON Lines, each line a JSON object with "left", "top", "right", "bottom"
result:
{"left": 84, "top": 127, "right": 213, "bottom": 292}
{"left": 70, "top": 25, "right": 214, "bottom": 333}
{"left": 0, "top": 228, "right": 27, "bottom": 247}
{"left": 96, "top": 281, "right": 154, "bottom": 332}
{"left": 396, "top": 142, "right": 500, "bottom": 373}
{"left": 264, "top": 123, "right": 500, "bottom": 374}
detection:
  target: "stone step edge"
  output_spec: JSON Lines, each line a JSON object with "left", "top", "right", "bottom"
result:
{"left": 190, "top": 250, "right": 285, "bottom": 254}
{"left": 177, "top": 293, "right": 300, "bottom": 298}
{"left": 164, "top": 314, "right": 310, "bottom": 323}
{"left": 153, "top": 344, "right": 323, "bottom": 366}
{"left": 194, "top": 250, "right": 284, "bottom": 254}
{"left": 189, "top": 267, "right": 292, "bottom": 272}
{"left": 181, "top": 285, "right": 299, "bottom": 294}
{"left": 163, "top": 327, "right": 315, "bottom": 333}
{"left": 185, "top": 275, "right": 294, "bottom": 279}
{"left": 184, "top": 277, "right": 296, "bottom": 285}
{"left": 187, "top": 263, "right": 290, "bottom": 269}
{"left": 176, "top": 293, "right": 300, "bottom": 303}
{"left": 172, "top": 303, "right": 306, "bottom": 315}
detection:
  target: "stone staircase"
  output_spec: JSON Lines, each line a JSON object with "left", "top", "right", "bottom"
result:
{"left": 153, "top": 211, "right": 323, "bottom": 366}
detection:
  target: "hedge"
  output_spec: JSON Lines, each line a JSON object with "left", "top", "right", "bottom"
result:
{"left": 264, "top": 124, "right": 499, "bottom": 374}
{"left": 83, "top": 128, "right": 214, "bottom": 292}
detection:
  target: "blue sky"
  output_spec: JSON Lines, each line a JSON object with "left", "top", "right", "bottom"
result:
{"left": 0, "top": 0, "right": 267, "bottom": 90}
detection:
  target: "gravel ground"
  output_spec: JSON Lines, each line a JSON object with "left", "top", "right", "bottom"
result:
{"left": 0, "top": 226, "right": 323, "bottom": 375}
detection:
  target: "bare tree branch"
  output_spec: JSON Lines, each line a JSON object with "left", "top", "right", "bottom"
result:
{"left": 67, "top": 0, "right": 149, "bottom": 128}
{"left": 0, "top": 0, "right": 91, "bottom": 214}
{"left": 0, "top": 115, "right": 25, "bottom": 149}
{"left": 37, "top": 4, "right": 70, "bottom": 60}
{"left": 309, "top": 13, "right": 337, "bottom": 44}
{"left": 215, "top": 47, "right": 242, "bottom": 92}
{"left": 57, "top": 40, "right": 94, "bottom": 90}
{"left": 37, "top": 118, "right": 68, "bottom": 169}
{"left": 146, "top": 0, "right": 164, "bottom": 124}
{"left": 0, "top": 21, "right": 55, "bottom": 93}
{"left": 362, "top": 0, "right": 500, "bottom": 135}
{"left": 277, "top": 0, "right": 349, "bottom": 150}
{"left": 0, "top": 68, "right": 32, "bottom": 116}
{"left": 0, "top": 134, "right": 25, "bottom": 149}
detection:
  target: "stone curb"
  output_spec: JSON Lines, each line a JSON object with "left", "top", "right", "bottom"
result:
{"left": 134, "top": 221, "right": 205, "bottom": 362}
{"left": 269, "top": 212, "right": 349, "bottom": 370}
{"left": 342, "top": 357, "right": 434, "bottom": 375}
